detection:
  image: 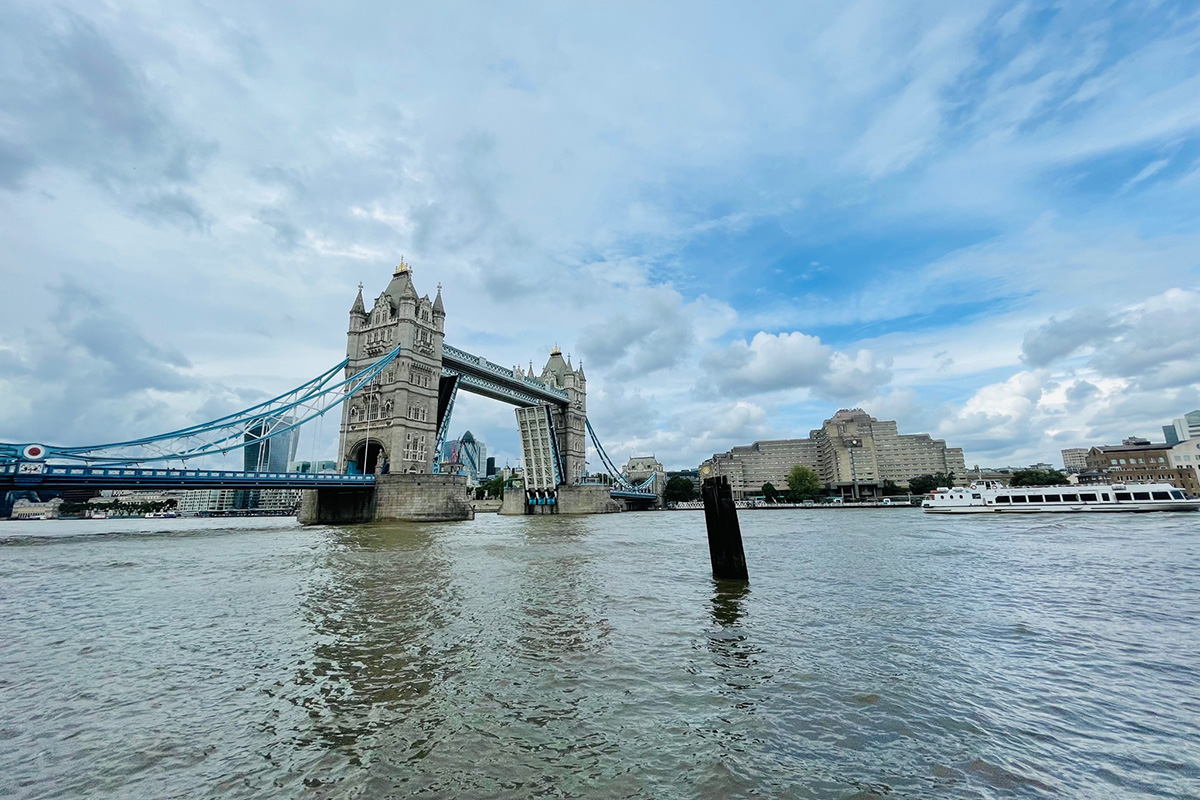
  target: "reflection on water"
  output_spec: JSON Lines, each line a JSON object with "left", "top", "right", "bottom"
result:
{"left": 2, "top": 512, "right": 1199, "bottom": 799}
{"left": 710, "top": 579, "right": 749, "bottom": 627}
{"left": 290, "top": 524, "right": 458, "bottom": 763}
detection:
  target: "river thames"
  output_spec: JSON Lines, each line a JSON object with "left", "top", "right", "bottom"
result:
{"left": 1, "top": 509, "right": 1198, "bottom": 799}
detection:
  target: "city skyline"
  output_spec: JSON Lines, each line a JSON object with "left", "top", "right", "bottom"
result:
{"left": 2, "top": 2, "right": 1198, "bottom": 471}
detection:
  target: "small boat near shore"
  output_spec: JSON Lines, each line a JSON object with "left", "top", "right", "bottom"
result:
{"left": 923, "top": 481, "right": 1200, "bottom": 514}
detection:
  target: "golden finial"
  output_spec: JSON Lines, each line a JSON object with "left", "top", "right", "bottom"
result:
{"left": 394, "top": 256, "right": 410, "bottom": 275}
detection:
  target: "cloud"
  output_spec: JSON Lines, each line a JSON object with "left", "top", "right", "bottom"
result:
{"left": 1021, "top": 308, "right": 1123, "bottom": 366}
{"left": 701, "top": 331, "right": 892, "bottom": 400}
{"left": 1123, "top": 158, "right": 1171, "bottom": 190}
{"left": 0, "top": 6, "right": 216, "bottom": 226}
{"left": 135, "top": 191, "right": 213, "bottom": 233}
{"left": 1065, "top": 379, "right": 1099, "bottom": 405}
{"left": 578, "top": 285, "right": 735, "bottom": 379}
{"left": 2, "top": 1, "right": 1199, "bottom": 474}
{"left": 1021, "top": 288, "right": 1200, "bottom": 388}
{"left": 0, "top": 281, "right": 201, "bottom": 445}
{"left": 1089, "top": 288, "right": 1200, "bottom": 384}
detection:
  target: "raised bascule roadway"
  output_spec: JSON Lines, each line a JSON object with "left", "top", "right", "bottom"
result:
{"left": 0, "top": 261, "right": 658, "bottom": 521}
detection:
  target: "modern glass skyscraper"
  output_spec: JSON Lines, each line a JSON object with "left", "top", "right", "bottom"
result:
{"left": 1164, "top": 410, "right": 1200, "bottom": 445}
{"left": 439, "top": 430, "right": 487, "bottom": 485}
{"left": 244, "top": 416, "right": 300, "bottom": 473}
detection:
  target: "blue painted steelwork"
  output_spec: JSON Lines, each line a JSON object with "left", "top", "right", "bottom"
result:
{"left": 430, "top": 376, "right": 459, "bottom": 475}
{"left": 441, "top": 344, "right": 568, "bottom": 407}
{"left": 0, "top": 347, "right": 404, "bottom": 467}
{"left": 610, "top": 490, "right": 659, "bottom": 500}
{"left": 544, "top": 405, "right": 564, "bottom": 486}
{"left": 0, "top": 462, "right": 374, "bottom": 490}
{"left": 583, "top": 417, "right": 656, "bottom": 497}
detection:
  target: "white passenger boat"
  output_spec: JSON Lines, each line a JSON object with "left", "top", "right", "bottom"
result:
{"left": 922, "top": 481, "right": 1200, "bottom": 514}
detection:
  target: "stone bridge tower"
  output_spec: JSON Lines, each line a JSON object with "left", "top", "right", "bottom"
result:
{"left": 538, "top": 348, "right": 587, "bottom": 484}
{"left": 340, "top": 259, "right": 445, "bottom": 474}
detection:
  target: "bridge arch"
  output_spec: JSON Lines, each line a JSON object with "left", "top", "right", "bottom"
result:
{"left": 348, "top": 438, "right": 387, "bottom": 475}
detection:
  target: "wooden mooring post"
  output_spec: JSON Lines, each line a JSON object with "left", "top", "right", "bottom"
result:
{"left": 700, "top": 474, "right": 749, "bottom": 581}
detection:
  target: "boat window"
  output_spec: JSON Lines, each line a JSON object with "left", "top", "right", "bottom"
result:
{"left": 995, "top": 496, "right": 1011, "bottom": 504}
{"left": 1171, "top": 491, "right": 1186, "bottom": 499}
{"left": 1026, "top": 495, "right": 1044, "bottom": 502}
{"left": 1061, "top": 494, "right": 1079, "bottom": 502}
{"left": 1044, "top": 495, "right": 1061, "bottom": 502}
{"left": 1010, "top": 496, "right": 1027, "bottom": 503}
{"left": 1080, "top": 493, "right": 1097, "bottom": 501}
{"left": 972, "top": 493, "right": 981, "bottom": 499}
{"left": 1152, "top": 491, "right": 1171, "bottom": 500}
{"left": 1115, "top": 492, "right": 1132, "bottom": 501}
{"left": 1133, "top": 492, "right": 1151, "bottom": 501}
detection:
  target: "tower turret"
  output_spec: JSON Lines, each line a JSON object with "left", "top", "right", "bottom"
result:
{"left": 338, "top": 258, "right": 443, "bottom": 477}
{"left": 349, "top": 283, "right": 367, "bottom": 328}
{"left": 432, "top": 283, "right": 445, "bottom": 332}
{"left": 347, "top": 283, "right": 368, "bottom": 360}
{"left": 385, "top": 257, "right": 418, "bottom": 318}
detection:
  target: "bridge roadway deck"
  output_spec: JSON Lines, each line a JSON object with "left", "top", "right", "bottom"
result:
{"left": 0, "top": 463, "right": 656, "bottom": 503}
{"left": 0, "top": 464, "right": 377, "bottom": 491}
{"left": 441, "top": 344, "right": 568, "bottom": 407}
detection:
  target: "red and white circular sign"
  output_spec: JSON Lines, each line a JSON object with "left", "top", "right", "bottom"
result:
{"left": 21, "top": 444, "right": 47, "bottom": 460}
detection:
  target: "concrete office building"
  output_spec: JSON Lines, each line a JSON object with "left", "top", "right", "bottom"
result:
{"left": 1167, "top": 438, "right": 1200, "bottom": 487}
{"left": 704, "top": 409, "right": 966, "bottom": 499}
{"left": 705, "top": 439, "right": 820, "bottom": 500}
{"left": 288, "top": 460, "right": 338, "bottom": 473}
{"left": 245, "top": 416, "right": 299, "bottom": 473}
{"left": 1061, "top": 448, "right": 1089, "bottom": 473}
{"left": 1164, "top": 410, "right": 1200, "bottom": 445}
{"left": 178, "top": 488, "right": 301, "bottom": 514}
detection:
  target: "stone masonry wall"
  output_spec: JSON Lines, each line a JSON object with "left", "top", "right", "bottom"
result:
{"left": 498, "top": 484, "right": 623, "bottom": 515}
{"left": 372, "top": 473, "right": 473, "bottom": 522}
{"left": 298, "top": 487, "right": 375, "bottom": 525}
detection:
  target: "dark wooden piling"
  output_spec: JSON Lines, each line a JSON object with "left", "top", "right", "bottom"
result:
{"left": 700, "top": 475, "right": 749, "bottom": 581}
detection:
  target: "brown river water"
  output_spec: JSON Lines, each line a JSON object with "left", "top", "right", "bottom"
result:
{"left": 1, "top": 509, "right": 1198, "bottom": 798}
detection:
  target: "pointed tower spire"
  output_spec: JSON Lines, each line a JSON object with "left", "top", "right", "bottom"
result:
{"left": 350, "top": 282, "right": 366, "bottom": 316}
{"left": 432, "top": 282, "right": 445, "bottom": 316}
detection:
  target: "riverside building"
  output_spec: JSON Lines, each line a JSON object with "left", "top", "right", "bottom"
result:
{"left": 1085, "top": 441, "right": 1200, "bottom": 493}
{"left": 1061, "top": 448, "right": 1089, "bottom": 473}
{"left": 1163, "top": 410, "right": 1200, "bottom": 445}
{"left": 703, "top": 409, "right": 966, "bottom": 500}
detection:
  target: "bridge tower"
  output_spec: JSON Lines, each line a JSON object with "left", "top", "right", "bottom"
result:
{"left": 340, "top": 259, "right": 445, "bottom": 475}
{"left": 538, "top": 348, "right": 587, "bottom": 485}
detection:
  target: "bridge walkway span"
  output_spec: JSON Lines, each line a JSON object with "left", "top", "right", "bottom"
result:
{"left": 0, "top": 464, "right": 376, "bottom": 492}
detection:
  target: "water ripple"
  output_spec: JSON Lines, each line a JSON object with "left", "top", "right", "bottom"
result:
{"left": 1, "top": 511, "right": 1199, "bottom": 798}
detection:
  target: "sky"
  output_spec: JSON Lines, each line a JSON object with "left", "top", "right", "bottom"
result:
{"left": 1, "top": 0, "right": 1199, "bottom": 472}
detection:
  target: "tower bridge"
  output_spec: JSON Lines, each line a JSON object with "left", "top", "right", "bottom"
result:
{"left": 0, "top": 260, "right": 659, "bottom": 521}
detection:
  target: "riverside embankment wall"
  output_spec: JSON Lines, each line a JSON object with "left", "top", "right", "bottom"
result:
{"left": 499, "top": 485, "right": 623, "bottom": 516}
{"left": 299, "top": 473, "right": 473, "bottom": 524}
